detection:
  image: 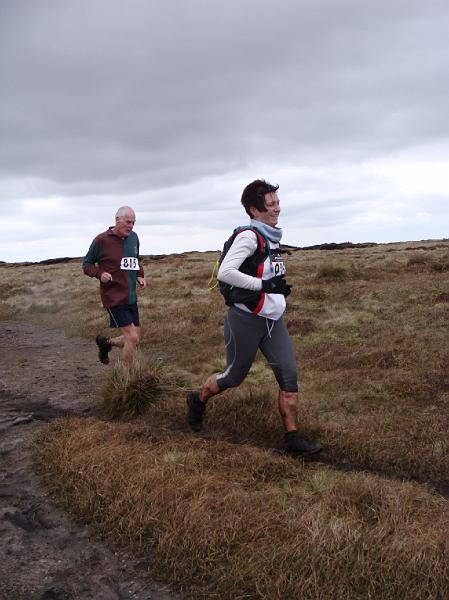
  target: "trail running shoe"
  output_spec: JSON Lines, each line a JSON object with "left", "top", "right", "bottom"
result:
{"left": 284, "top": 430, "right": 322, "bottom": 457}
{"left": 95, "top": 335, "right": 112, "bottom": 365}
{"left": 186, "top": 391, "right": 206, "bottom": 432}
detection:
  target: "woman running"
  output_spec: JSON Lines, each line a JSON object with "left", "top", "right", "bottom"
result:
{"left": 187, "top": 179, "right": 322, "bottom": 456}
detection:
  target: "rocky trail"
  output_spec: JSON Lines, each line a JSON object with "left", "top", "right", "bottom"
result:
{"left": 0, "top": 322, "right": 179, "bottom": 600}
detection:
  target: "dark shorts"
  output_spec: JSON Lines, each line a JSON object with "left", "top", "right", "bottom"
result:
{"left": 106, "top": 303, "right": 140, "bottom": 328}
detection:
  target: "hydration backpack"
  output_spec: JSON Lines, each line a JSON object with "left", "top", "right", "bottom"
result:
{"left": 209, "top": 226, "right": 270, "bottom": 307}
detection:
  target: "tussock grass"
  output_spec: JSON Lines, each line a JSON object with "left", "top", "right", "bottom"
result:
{"left": 407, "top": 253, "right": 449, "bottom": 272}
{"left": 36, "top": 417, "right": 449, "bottom": 600}
{"left": 315, "top": 263, "right": 348, "bottom": 280}
{"left": 99, "top": 357, "right": 166, "bottom": 418}
{"left": 406, "top": 253, "right": 434, "bottom": 268}
{"left": 432, "top": 259, "right": 449, "bottom": 272}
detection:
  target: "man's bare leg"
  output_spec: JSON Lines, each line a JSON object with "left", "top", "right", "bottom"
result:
{"left": 99, "top": 325, "right": 140, "bottom": 368}
{"left": 108, "top": 334, "right": 124, "bottom": 348}
{"left": 116, "top": 324, "right": 140, "bottom": 367}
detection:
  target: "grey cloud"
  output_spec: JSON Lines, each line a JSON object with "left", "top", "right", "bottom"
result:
{"left": 2, "top": 0, "right": 449, "bottom": 192}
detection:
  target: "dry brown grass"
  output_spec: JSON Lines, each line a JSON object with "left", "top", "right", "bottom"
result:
{"left": 3, "top": 239, "right": 449, "bottom": 598}
{"left": 315, "top": 263, "right": 348, "bottom": 280}
{"left": 36, "top": 417, "right": 449, "bottom": 600}
{"left": 99, "top": 357, "right": 167, "bottom": 418}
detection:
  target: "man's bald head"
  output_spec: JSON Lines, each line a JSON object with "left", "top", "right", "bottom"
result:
{"left": 116, "top": 206, "right": 135, "bottom": 220}
{"left": 114, "top": 206, "right": 136, "bottom": 238}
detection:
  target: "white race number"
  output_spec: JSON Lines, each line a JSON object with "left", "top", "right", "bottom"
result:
{"left": 120, "top": 257, "right": 139, "bottom": 270}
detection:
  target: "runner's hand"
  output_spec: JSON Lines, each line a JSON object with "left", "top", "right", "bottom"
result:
{"left": 282, "top": 281, "right": 293, "bottom": 297}
{"left": 100, "top": 272, "right": 112, "bottom": 283}
{"left": 262, "top": 275, "right": 293, "bottom": 297}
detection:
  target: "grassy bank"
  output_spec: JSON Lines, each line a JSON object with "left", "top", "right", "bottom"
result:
{"left": 37, "top": 417, "right": 449, "bottom": 600}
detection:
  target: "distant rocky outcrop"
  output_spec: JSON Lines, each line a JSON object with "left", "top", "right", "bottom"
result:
{"left": 39, "top": 257, "right": 80, "bottom": 265}
{"left": 0, "top": 257, "right": 82, "bottom": 267}
{"left": 298, "top": 241, "right": 378, "bottom": 251}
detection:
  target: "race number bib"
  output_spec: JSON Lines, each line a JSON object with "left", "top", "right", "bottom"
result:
{"left": 270, "top": 248, "right": 286, "bottom": 276}
{"left": 120, "top": 257, "right": 140, "bottom": 270}
{"left": 272, "top": 259, "right": 286, "bottom": 276}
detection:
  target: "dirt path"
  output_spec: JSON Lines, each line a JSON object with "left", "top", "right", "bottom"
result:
{"left": 0, "top": 322, "right": 180, "bottom": 600}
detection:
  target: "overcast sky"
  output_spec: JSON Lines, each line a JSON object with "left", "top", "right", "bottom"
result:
{"left": 1, "top": 0, "right": 448, "bottom": 262}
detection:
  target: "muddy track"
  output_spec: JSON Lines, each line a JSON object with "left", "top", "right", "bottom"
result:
{"left": 0, "top": 322, "right": 179, "bottom": 600}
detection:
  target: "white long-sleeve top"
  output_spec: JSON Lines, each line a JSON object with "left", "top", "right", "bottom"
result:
{"left": 218, "top": 229, "right": 286, "bottom": 320}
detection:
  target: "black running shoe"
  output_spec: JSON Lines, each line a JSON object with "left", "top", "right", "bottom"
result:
{"left": 284, "top": 430, "right": 322, "bottom": 457}
{"left": 96, "top": 335, "right": 112, "bottom": 365}
{"left": 186, "top": 391, "right": 206, "bottom": 432}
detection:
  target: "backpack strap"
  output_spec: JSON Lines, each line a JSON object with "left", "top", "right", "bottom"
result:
{"left": 234, "top": 227, "right": 271, "bottom": 315}
{"left": 233, "top": 226, "right": 270, "bottom": 260}
{"left": 209, "top": 226, "right": 270, "bottom": 302}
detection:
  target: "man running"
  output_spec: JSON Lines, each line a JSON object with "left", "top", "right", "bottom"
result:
{"left": 83, "top": 206, "right": 146, "bottom": 367}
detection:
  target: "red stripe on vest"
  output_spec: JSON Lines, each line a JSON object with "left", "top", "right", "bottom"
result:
{"left": 253, "top": 231, "right": 266, "bottom": 314}
{"left": 253, "top": 292, "right": 266, "bottom": 314}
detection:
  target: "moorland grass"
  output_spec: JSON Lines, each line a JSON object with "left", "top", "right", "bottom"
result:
{"left": 36, "top": 417, "right": 449, "bottom": 600}
{"left": 99, "top": 357, "right": 165, "bottom": 418}
{"left": 2, "top": 239, "right": 449, "bottom": 598}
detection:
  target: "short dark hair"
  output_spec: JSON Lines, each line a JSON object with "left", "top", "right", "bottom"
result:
{"left": 241, "top": 179, "right": 279, "bottom": 217}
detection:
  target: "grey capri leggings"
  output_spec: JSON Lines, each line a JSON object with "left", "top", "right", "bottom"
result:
{"left": 216, "top": 306, "right": 299, "bottom": 393}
